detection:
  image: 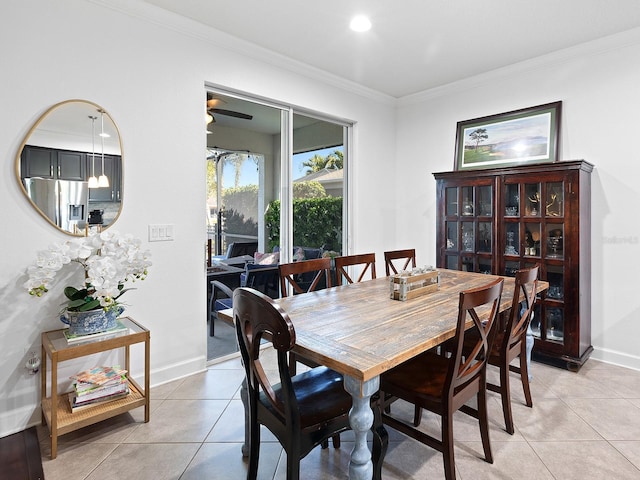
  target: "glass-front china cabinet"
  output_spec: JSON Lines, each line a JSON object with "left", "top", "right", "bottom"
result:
{"left": 434, "top": 160, "right": 593, "bottom": 370}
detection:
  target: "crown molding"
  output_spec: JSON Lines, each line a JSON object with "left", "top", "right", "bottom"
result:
{"left": 399, "top": 26, "right": 640, "bottom": 106}
{"left": 87, "top": 0, "right": 396, "bottom": 107}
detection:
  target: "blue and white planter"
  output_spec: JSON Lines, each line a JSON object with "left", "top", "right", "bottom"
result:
{"left": 60, "top": 306, "right": 124, "bottom": 336}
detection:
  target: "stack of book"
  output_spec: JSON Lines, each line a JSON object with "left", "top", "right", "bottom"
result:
{"left": 68, "top": 366, "right": 129, "bottom": 412}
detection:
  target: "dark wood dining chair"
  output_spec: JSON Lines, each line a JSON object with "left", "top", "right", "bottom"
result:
{"left": 234, "top": 287, "right": 386, "bottom": 480}
{"left": 279, "top": 257, "right": 333, "bottom": 296}
{"left": 436, "top": 266, "right": 540, "bottom": 434}
{"left": 378, "top": 277, "right": 504, "bottom": 480}
{"left": 384, "top": 248, "right": 416, "bottom": 276}
{"left": 278, "top": 256, "right": 339, "bottom": 447}
{"left": 485, "top": 265, "right": 539, "bottom": 434}
{"left": 334, "top": 253, "right": 377, "bottom": 285}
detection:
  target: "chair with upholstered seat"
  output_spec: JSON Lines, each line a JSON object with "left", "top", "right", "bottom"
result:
{"left": 278, "top": 256, "right": 339, "bottom": 447}
{"left": 378, "top": 278, "right": 504, "bottom": 480}
{"left": 234, "top": 287, "right": 386, "bottom": 480}
{"left": 384, "top": 249, "right": 416, "bottom": 276}
{"left": 334, "top": 253, "right": 377, "bottom": 285}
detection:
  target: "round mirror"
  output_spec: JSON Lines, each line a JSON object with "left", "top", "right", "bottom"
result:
{"left": 16, "top": 99, "right": 123, "bottom": 236}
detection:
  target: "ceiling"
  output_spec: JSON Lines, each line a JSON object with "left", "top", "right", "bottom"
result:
{"left": 144, "top": 0, "right": 640, "bottom": 98}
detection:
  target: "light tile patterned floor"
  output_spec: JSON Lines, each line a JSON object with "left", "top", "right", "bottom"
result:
{"left": 39, "top": 354, "right": 640, "bottom": 480}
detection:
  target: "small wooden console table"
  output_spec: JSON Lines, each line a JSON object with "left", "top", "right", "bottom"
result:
{"left": 41, "top": 316, "right": 150, "bottom": 459}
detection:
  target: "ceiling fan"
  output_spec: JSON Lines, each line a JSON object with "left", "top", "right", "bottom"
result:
{"left": 206, "top": 93, "right": 253, "bottom": 123}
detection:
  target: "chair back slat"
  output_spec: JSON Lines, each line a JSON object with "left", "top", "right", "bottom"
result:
{"left": 334, "top": 253, "right": 377, "bottom": 286}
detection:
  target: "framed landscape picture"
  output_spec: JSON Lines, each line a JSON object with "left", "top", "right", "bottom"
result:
{"left": 454, "top": 101, "right": 561, "bottom": 171}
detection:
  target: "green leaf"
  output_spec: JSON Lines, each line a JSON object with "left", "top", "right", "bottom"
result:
{"left": 77, "top": 299, "right": 101, "bottom": 311}
{"left": 64, "top": 286, "right": 90, "bottom": 301}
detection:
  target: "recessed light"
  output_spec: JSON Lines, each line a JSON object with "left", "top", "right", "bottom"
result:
{"left": 350, "top": 15, "right": 371, "bottom": 32}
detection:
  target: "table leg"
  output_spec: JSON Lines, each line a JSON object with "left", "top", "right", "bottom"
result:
{"left": 526, "top": 314, "right": 534, "bottom": 381}
{"left": 344, "top": 374, "right": 379, "bottom": 480}
{"left": 240, "top": 377, "right": 250, "bottom": 457}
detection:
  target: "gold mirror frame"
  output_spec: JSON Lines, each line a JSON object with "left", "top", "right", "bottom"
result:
{"left": 15, "top": 99, "right": 123, "bottom": 236}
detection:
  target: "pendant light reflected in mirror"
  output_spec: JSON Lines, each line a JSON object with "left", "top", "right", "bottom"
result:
{"left": 88, "top": 115, "right": 99, "bottom": 188}
{"left": 98, "top": 109, "right": 110, "bottom": 188}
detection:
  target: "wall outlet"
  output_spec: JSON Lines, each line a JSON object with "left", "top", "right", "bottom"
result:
{"left": 149, "top": 224, "right": 175, "bottom": 242}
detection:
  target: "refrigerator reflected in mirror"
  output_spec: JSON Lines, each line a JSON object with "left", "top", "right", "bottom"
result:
{"left": 23, "top": 177, "right": 89, "bottom": 234}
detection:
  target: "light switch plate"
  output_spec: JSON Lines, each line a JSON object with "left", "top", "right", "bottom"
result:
{"left": 149, "top": 224, "right": 175, "bottom": 242}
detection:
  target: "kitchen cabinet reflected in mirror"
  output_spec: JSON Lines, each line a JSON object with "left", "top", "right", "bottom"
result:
{"left": 16, "top": 100, "right": 123, "bottom": 236}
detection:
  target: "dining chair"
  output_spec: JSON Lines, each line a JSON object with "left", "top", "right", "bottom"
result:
{"left": 383, "top": 248, "right": 416, "bottom": 276}
{"left": 483, "top": 265, "right": 539, "bottom": 434}
{"left": 278, "top": 256, "right": 340, "bottom": 447}
{"left": 378, "top": 277, "right": 504, "bottom": 480}
{"left": 234, "top": 287, "right": 386, "bottom": 480}
{"left": 436, "top": 266, "right": 540, "bottom": 434}
{"left": 334, "top": 253, "right": 377, "bottom": 285}
{"left": 279, "top": 257, "right": 333, "bottom": 296}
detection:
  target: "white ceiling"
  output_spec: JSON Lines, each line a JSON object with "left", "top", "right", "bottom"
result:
{"left": 144, "top": 0, "right": 640, "bottom": 98}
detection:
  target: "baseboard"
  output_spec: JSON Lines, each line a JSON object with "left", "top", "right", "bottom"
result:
{"left": 0, "top": 355, "right": 207, "bottom": 439}
{"left": 590, "top": 347, "right": 640, "bottom": 372}
{"left": 146, "top": 355, "right": 208, "bottom": 387}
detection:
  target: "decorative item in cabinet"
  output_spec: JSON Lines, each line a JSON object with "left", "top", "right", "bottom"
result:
{"left": 433, "top": 160, "right": 593, "bottom": 371}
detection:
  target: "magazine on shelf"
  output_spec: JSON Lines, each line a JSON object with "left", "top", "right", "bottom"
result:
{"left": 74, "top": 377, "right": 128, "bottom": 399}
{"left": 68, "top": 388, "right": 130, "bottom": 412}
{"left": 71, "top": 366, "right": 127, "bottom": 386}
{"left": 74, "top": 376, "right": 126, "bottom": 395}
{"left": 63, "top": 319, "right": 129, "bottom": 344}
{"left": 75, "top": 380, "right": 128, "bottom": 402}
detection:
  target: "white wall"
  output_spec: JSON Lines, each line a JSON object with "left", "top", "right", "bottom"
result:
{"left": 394, "top": 28, "right": 640, "bottom": 371}
{"left": 0, "top": 0, "right": 396, "bottom": 436}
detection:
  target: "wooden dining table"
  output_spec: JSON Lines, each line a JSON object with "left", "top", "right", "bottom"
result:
{"left": 219, "top": 268, "right": 548, "bottom": 480}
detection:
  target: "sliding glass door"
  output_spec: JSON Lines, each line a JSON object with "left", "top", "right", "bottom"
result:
{"left": 205, "top": 86, "right": 350, "bottom": 360}
{"left": 205, "top": 86, "right": 350, "bottom": 263}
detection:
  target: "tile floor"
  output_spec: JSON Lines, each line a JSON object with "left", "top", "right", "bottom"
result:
{"left": 39, "top": 353, "right": 640, "bottom": 480}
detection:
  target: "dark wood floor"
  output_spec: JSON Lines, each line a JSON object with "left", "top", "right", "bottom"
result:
{"left": 0, "top": 426, "right": 44, "bottom": 480}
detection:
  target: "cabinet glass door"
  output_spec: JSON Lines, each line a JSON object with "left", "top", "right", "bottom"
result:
{"left": 477, "top": 185, "right": 492, "bottom": 216}
{"left": 524, "top": 183, "right": 541, "bottom": 217}
{"left": 523, "top": 223, "right": 541, "bottom": 257}
{"left": 505, "top": 223, "right": 519, "bottom": 256}
{"left": 478, "top": 221, "right": 492, "bottom": 253}
{"left": 461, "top": 221, "right": 474, "bottom": 251}
{"left": 505, "top": 184, "right": 520, "bottom": 216}
{"left": 440, "top": 181, "right": 493, "bottom": 274}
{"left": 545, "top": 182, "right": 564, "bottom": 217}
{"left": 446, "top": 187, "right": 458, "bottom": 216}
{"left": 547, "top": 265, "right": 564, "bottom": 300}
{"left": 546, "top": 306, "right": 564, "bottom": 342}
{"left": 446, "top": 221, "right": 458, "bottom": 250}
{"left": 546, "top": 224, "right": 564, "bottom": 259}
